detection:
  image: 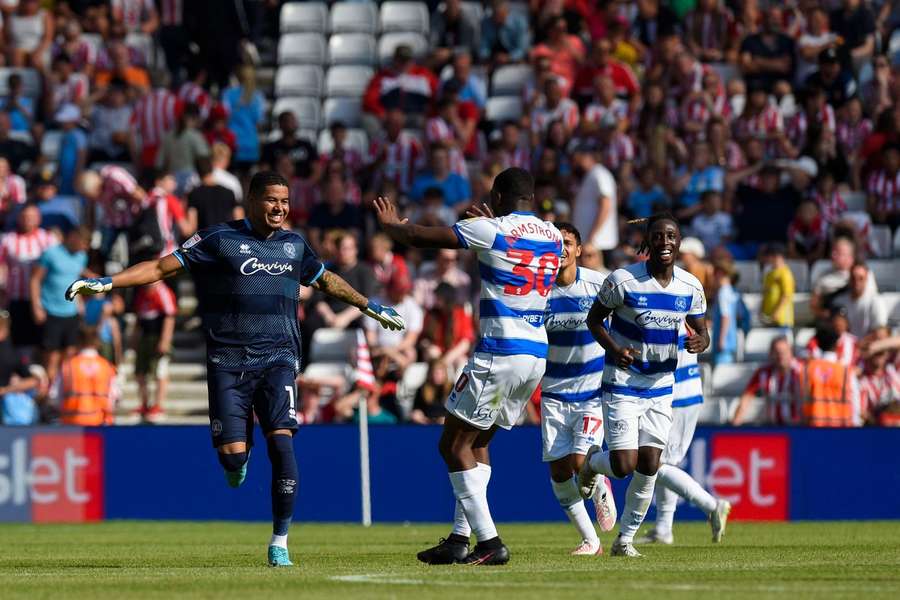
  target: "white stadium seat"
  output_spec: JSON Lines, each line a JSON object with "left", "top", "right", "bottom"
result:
{"left": 275, "top": 65, "right": 324, "bottom": 98}
{"left": 310, "top": 328, "right": 357, "bottom": 363}
{"left": 281, "top": 2, "right": 328, "bottom": 33}
{"left": 882, "top": 292, "right": 900, "bottom": 325}
{"left": 461, "top": 1, "right": 484, "bottom": 24}
{"left": 380, "top": 2, "right": 429, "bottom": 34}
{"left": 40, "top": 130, "right": 63, "bottom": 159}
{"left": 871, "top": 225, "right": 892, "bottom": 258}
{"left": 733, "top": 260, "right": 761, "bottom": 293}
{"left": 278, "top": 33, "right": 327, "bottom": 65}
{"left": 491, "top": 64, "right": 534, "bottom": 96}
{"left": 785, "top": 259, "right": 810, "bottom": 293}
{"left": 869, "top": 259, "right": 900, "bottom": 292}
{"left": 325, "top": 65, "right": 374, "bottom": 97}
{"left": 317, "top": 127, "right": 369, "bottom": 157}
{"left": 378, "top": 32, "right": 428, "bottom": 64}
{"left": 712, "top": 363, "right": 761, "bottom": 398}
{"left": 485, "top": 96, "right": 524, "bottom": 123}
{"left": 330, "top": 2, "right": 378, "bottom": 34}
{"left": 323, "top": 97, "right": 363, "bottom": 127}
{"left": 741, "top": 292, "right": 762, "bottom": 327}
{"left": 272, "top": 97, "right": 321, "bottom": 130}
{"left": 743, "top": 328, "right": 793, "bottom": 362}
{"left": 809, "top": 259, "right": 831, "bottom": 289}
{"left": 843, "top": 191, "right": 866, "bottom": 212}
{"left": 396, "top": 361, "right": 429, "bottom": 416}
{"left": 328, "top": 33, "right": 377, "bottom": 66}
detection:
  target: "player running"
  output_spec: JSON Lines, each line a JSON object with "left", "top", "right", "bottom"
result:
{"left": 634, "top": 323, "right": 731, "bottom": 545}
{"left": 541, "top": 223, "right": 616, "bottom": 555}
{"left": 579, "top": 213, "right": 709, "bottom": 557}
{"left": 375, "top": 168, "right": 562, "bottom": 566}
{"left": 65, "top": 172, "right": 404, "bottom": 567}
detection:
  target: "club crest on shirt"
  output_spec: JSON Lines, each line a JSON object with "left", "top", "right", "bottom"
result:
{"left": 578, "top": 297, "right": 594, "bottom": 312}
{"left": 675, "top": 296, "right": 688, "bottom": 311}
{"left": 182, "top": 233, "right": 201, "bottom": 249}
{"left": 283, "top": 242, "right": 296, "bottom": 259}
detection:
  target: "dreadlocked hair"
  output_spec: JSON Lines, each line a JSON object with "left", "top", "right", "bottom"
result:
{"left": 628, "top": 211, "right": 679, "bottom": 256}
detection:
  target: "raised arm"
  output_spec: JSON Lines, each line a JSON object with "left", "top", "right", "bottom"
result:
{"left": 374, "top": 196, "right": 462, "bottom": 249}
{"left": 312, "top": 269, "right": 405, "bottom": 331}
{"left": 65, "top": 254, "right": 184, "bottom": 301}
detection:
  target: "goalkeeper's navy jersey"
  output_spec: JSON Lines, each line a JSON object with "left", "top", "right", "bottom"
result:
{"left": 173, "top": 219, "right": 325, "bottom": 372}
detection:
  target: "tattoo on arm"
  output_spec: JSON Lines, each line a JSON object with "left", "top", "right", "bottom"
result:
{"left": 312, "top": 270, "right": 368, "bottom": 310}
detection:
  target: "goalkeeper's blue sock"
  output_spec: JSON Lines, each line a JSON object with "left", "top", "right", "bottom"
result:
{"left": 267, "top": 433, "right": 298, "bottom": 548}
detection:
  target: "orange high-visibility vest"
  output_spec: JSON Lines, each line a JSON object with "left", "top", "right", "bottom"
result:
{"left": 803, "top": 358, "right": 854, "bottom": 427}
{"left": 60, "top": 353, "right": 116, "bottom": 426}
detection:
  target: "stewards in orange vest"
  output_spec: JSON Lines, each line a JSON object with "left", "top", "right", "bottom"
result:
{"left": 802, "top": 325, "right": 861, "bottom": 427}
{"left": 57, "top": 328, "right": 118, "bottom": 425}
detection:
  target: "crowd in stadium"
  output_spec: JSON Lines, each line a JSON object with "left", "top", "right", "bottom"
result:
{"left": 1, "top": 0, "right": 900, "bottom": 427}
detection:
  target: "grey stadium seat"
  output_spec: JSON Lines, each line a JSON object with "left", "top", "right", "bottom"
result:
{"left": 871, "top": 225, "right": 892, "bottom": 258}
{"left": 869, "top": 259, "right": 900, "bottom": 292}
{"left": 843, "top": 191, "right": 866, "bottom": 212}
{"left": 328, "top": 33, "right": 377, "bottom": 66}
{"left": 380, "top": 2, "right": 430, "bottom": 34}
{"left": 491, "top": 64, "right": 534, "bottom": 96}
{"left": 329, "top": 2, "right": 378, "bottom": 34}
{"left": 378, "top": 32, "right": 428, "bottom": 65}
{"left": 0, "top": 68, "right": 41, "bottom": 99}
{"left": 712, "top": 363, "right": 761, "bottom": 398}
{"left": 485, "top": 96, "right": 524, "bottom": 123}
{"left": 274, "top": 65, "right": 324, "bottom": 98}
{"left": 808, "top": 259, "right": 831, "bottom": 288}
{"left": 325, "top": 65, "right": 374, "bottom": 97}
{"left": 882, "top": 292, "right": 900, "bottom": 325}
{"left": 323, "top": 97, "right": 363, "bottom": 127}
{"left": 278, "top": 33, "right": 327, "bottom": 65}
{"left": 272, "top": 97, "right": 321, "bottom": 130}
{"left": 785, "top": 259, "right": 810, "bottom": 293}
{"left": 309, "top": 328, "right": 357, "bottom": 363}
{"left": 281, "top": 2, "right": 328, "bottom": 33}
{"left": 317, "top": 127, "right": 369, "bottom": 156}
{"left": 734, "top": 260, "right": 761, "bottom": 293}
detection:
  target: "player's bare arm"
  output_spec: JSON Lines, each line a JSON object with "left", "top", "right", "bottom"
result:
{"left": 374, "top": 196, "right": 462, "bottom": 249}
{"left": 65, "top": 254, "right": 184, "bottom": 300}
{"left": 586, "top": 299, "right": 635, "bottom": 368}
{"left": 313, "top": 269, "right": 405, "bottom": 331}
{"left": 684, "top": 314, "right": 710, "bottom": 354}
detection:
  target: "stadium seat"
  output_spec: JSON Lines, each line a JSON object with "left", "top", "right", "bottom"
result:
{"left": 325, "top": 65, "right": 374, "bottom": 97}
{"left": 893, "top": 227, "right": 900, "bottom": 257}
{"left": 328, "top": 33, "right": 377, "bottom": 66}
{"left": 302, "top": 362, "right": 353, "bottom": 402}
{"left": 329, "top": 2, "right": 378, "bottom": 34}
{"left": 795, "top": 327, "right": 815, "bottom": 350}
{"left": 271, "top": 97, "right": 321, "bottom": 130}
{"left": 785, "top": 259, "right": 810, "bottom": 293}
{"left": 278, "top": 33, "right": 327, "bottom": 65}
{"left": 741, "top": 292, "right": 762, "bottom": 326}
{"left": 844, "top": 191, "right": 866, "bottom": 212}
{"left": 485, "top": 96, "right": 524, "bottom": 123}
{"left": 280, "top": 2, "right": 328, "bottom": 33}
{"left": 274, "top": 65, "right": 324, "bottom": 98}
{"left": 712, "top": 363, "right": 760, "bottom": 398}
{"left": 378, "top": 32, "right": 428, "bottom": 65}
{"left": 734, "top": 260, "right": 761, "bottom": 293}
{"left": 491, "top": 64, "right": 534, "bottom": 97}
{"left": 869, "top": 259, "right": 900, "bottom": 292}
{"left": 809, "top": 259, "right": 831, "bottom": 289}
{"left": 310, "top": 328, "right": 357, "bottom": 363}
{"left": 380, "top": 2, "right": 429, "bottom": 34}
{"left": 881, "top": 292, "right": 900, "bottom": 325}
{"left": 323, "top": 97, "right": 363, "bottom": 127}
{"left": 396, "top": 361, "right": 429, "bottom": 416}
{"left": 708, "top": 61, "right": 740, "bottom": 84}
{"left": 507, "top": 2, "right": 529, "bottom": 22}
{"left": 41, "top": 130, "right": 63, "bottom": 158}
{"left": 744, "top": 328, "right": 793, "bottom": 362}
{"left": 871, "top": 225, "right": 892, "bottom": 258}
{"left": 698, "top": 397, "right": 731, "bottom": 425}
{"left": 794, "top": 292, "right": 813, "bottom": 326}
{"left": 0, "top": 68, "right": 41, "bottom": 99}
{"left": 461, "top": 1, "right": 484, "bottom": 24}
{"left": 317, "top": 127, "right": 369, "bottom": 156}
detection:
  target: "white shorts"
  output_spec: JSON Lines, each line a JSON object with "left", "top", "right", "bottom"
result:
{"left": 602, "top": 391, "right": 673, "bottom": 451}
{"left": 541, "top": 397, "right": 604, "bottom": 462}
{"left": 445, "top": 352, "right": 545, "bottom": 430}
{"left": 661, "top": 402, "right": 701, "bottom": 465}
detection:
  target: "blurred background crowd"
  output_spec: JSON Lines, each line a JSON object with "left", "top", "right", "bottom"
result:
{"left": 1, "top": 0, "right": 900, "bottom": 428}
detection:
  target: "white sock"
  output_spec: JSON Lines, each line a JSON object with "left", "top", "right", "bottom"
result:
{"left": 269, "top": 533, "right": 288, "bottom": 548}
{"left": 588, "top": 450, "right": 622, "bottom": 479}
{"left": 449, "top": 466, "right": 498, "bottom": 542}
{"left": 551, "top": 477, "right": 598, "bottom": 543}
{"left": 617, "top": 471, "right": 657, "bottom": 543}
{"left": 657, "top": 464, "right": 717, "bottom": 514}
{"left": 450, "top": 462, "right": 488, "bottom": 538}
{"left": 654, "top": 483, "right": 678, "bottom": 536}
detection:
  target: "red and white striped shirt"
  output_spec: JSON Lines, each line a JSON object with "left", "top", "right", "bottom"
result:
{"left": 858, "top": 364, "right": 900, "bottom": 421}
{"left": 133, "top": 282, "right": 177, "bottom": 321}
{"left": 812, "top": 189, "right": 847, "bottom": 225}
{"left": 111, "top": 0, "right": 156, "bottom": 32}
{"left": 51, "top": 73, "right": 89, "bottom": 113}
{"left": 158, "top": 0, "right": 184, "bottom": 26}
{"left": 867, "top": 169, "right": 900, "bottom": 214}
{"left": 583, "top": 98, "right": 629, "bottom": 128}
{"left": 369, "top": 131, "right": 425, "bottom": 194}
{"left": 99, "top": 165, "right": 140, "bottom": 228}
{"left": 425, "top": 117, "right": 468, "bottom": 177}
{"left": 805, "top": 333, "right": 859, "bottom": 368}
{"left": 132, "top": 88, "right": 180, "bottom": 151}
{"left": 177, "top": 81, "right": 210, "bottom": 121}
{"left": 499, "top": 146, "right": 531, "bottom": 170}
{"left": 786, "top": 105, "right": 835, "bottom": 149}
{"left": 55, "top": 39, "right": 98, "bottom": 71}
{"left": 320, "top": 147, "right": 365, "bottom": 179}
{"left": 733, "top": 105, "right": 784, "bottom": 157}
{"left": 742, "top": 359, "right": 805, "bottom": 425}
{"left": 0, "top": 174, "right": 27, "bottom": 213}
{"left": 0, "top": 229, "right": 58, "bottom": 302}
{"left": 601, "top": 132, "right": 635, "bottom": 172}
{"left": 530, "top": 98, "right": 580, "bottom": 136}
{"left": 837, "top": 117, "right": 873, "bottom": 155}
{"left": 146, "top": 186, "right": 185, "bottom": 257}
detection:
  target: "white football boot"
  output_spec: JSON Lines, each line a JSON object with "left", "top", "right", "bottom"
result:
{"left": 710, "top": 499, "right": 732, "bottom": 543}
{"left": 593, "top": 476, "right": 617, "bottom": 532}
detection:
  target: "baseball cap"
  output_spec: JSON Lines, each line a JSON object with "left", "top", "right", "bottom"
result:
{"left": 680, "top": 237, "right": 706, "bottom": 259}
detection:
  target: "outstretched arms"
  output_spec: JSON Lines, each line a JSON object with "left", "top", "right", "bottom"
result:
{"left": 373, "top": 197, "right": 462, "bottom": 249}
{"left": 312, "top": 269, "right": 405, "bottom": 331}
{"left": 65, "top": 254, "right": 184, "bottom": 301}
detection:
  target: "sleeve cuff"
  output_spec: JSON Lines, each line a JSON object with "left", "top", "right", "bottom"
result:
{"left": 451, "top": 224, "right": 469, "bottom": 249}
{"left": 172, "top": 250, "right": 189, "bottom": 272}
{"left": 305, "top": 264, "right": 326, "bottom": 286}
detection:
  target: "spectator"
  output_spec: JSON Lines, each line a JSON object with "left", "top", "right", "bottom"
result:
{"left": 858, "top": 337, "right": 900, "bottom": 423}
{"left": 801, "top": 324, "right": 862, "bottom": 427}
{"left": 320, "top": 122, "right": 364, "bottom": 181}
{"left": 711, "top": 260, "right": 740, "bottom": 366}
{"left": 310, "top": 233, "right": 376, "bottom": 331}
{"left": 412, "top": 186, "right": 457, "bottom": 227}
{"left": 0, "top": 73, "right": 35, "bottom": 135}
{"left": 362, "top": 45, "right": 438, "bottom": 129}
{"left": 494, "top": 120, "right": 530, "bottom": 170}
{"left": 430, "top": 0, "right": 479, "bottom": 67}
{"left": 479, "top": 0, "right": 530, "bottom": 65}
{"left": 53, "top": 20, "right": 98, "bottom": 77}
{"left": 786, "top": 198, "right": 827, "bottom": 261}
{"left": 805, "top": 308, "right": 859, "bottom": 368}
{"left": 812, "top": 170, "right": 846, "bottom": 227}
{"left": 732, "top": 84, "right": 788, "bottom": 156}
{"left": 76, "top": 165, "right": 146, "bottom": 260}
{"left": 30, "top": 226, "right": 90, "bottom": 384}
{"left": 365, "top": 271, "right": 423, "bottom": 379}
{"left": 760, "top": 243, "right": 795, "bottom": 329}
{"left": 425, "top": 92, "right": 474, "bottom": 175}
{"left": 441, "top": 50, "right": 486, "bottom": 110}
{"left": 155, "top": 104, "right": 210, "bottom": 194}
{"left": 690, "top": 190, "right": 732, "bottom": 251}
{"left": 93, "top": 41, "right": 150, "bottom": 91}
{"left": 409, "top": 144, "right": 472, "bottom": 215}
{"left": 738, "top": 6, "right": 795, "bottom": 93}
{"left": 786, "top": 85, "right": 835, "bottom": 155}
{"left": 186, "top": 156, "right": 241, "bottom": 233}
{"left": 132, "top": 280, "right": 176, "bottom": 422}
{"left": 805, "top": 47, "right": 857, "bottom": 109}
{"left": 307, "top": 176, "right": 364, "bottom": 254}
{"left": 831, "top": 263, "right": 887, "bottom": 338}
{"left": 55, "top": 327, "right": 117, "bottom": 426}
{"left": 530, "top": 78, "right": 579, "bottom": 143}
{"left": 131, "top": 70, "right": 179, "bottom": 169}
{"left": 0, "top": 311, "right": 40, "bottom": 425}
{"left": 111, "top": 0, "right": 159, "bottom": 34}
{"left": 866, "top": 143, "right": 900, "bottom": 229}
{"left": 221, "top": 65, "right": 265, "bottom": 171}
{"left": 836, "top": 96, "right": 872, "bottom": 188}
{"left": 732, "top": 166, "right": 800, "bottom": 258}
{"left": 0, "top": 111, "right": 36, "bottom": 173}
{"left": 367, "top": 108, "right": 426, "bottom": 196}
{"left": 203, "top": 103, "right": 237, "bottom": 154}
{"left": 676, "top": 142, "right": 726, "bottom": 220}
{"left": 529, "top": 16, "right": 585, "bottom": 93}
{"left": 596, "top": 112, "right": 635, "bottom": 183}
{"left": 409, "top": 359, "right": 452, "bottom": 425}
{"left": 810, "top": 236, "right": 877, "bottom": 319}
{"left": 0, "top": 156, "right": 26, "bottom": 218}
{"left": 578, "top": 242, "right": 608, "bottom": 275}
{"left": 177, "top": 63, "right": 211, "bottom": 121}
{"left": 7, "top": 0, "right": 54, "bottom": 69}
{"left": 261, "top": 110, "right": 318, "bottom": 181}
{"left": 31, "top": 171, "right": 80, "bottom": 234}
{"left": 413, "top": 248, "right": 472, "bottom": 311}
{"left": 796, "top": 7, "right": 840, "bottom": 85}
{"left": 679, "top": 236, "right": 713, "bottom": 298}
{"left": 571, "top": 145, "right": 617, "bottom": 253}
{"left": 732, "top": 336, "right": 803, "bottom": 425}
{"left": 582, "top": 74, "right": 629, "bottom": 136}
{"left": 87, "top": 80, "right": 134, "bottom": 162}
{"left": 418, "top": 282, "right": 474, "bottom": 373}
{"left": 144, "top": 170, "right": 188, "bottom": 258}
{"left": 54, "top": 104, "right": 88, "bottom": 196}
{"left": 368, "top": 232, "right": 410, "bottom": 295}
{"left": 829, "top": 0, "right": 876, "bottom": 67}
{"left": 626, "top": 164, "right": 668, "bottom": 219}
{"left": 210, "top": 142, "right": 242, "bottom": 203}
{"left": 0, "top": 204, "right": 57, "bottom": 350}
{"left": 684, "top": 0, "right": 736, "bottom": 64}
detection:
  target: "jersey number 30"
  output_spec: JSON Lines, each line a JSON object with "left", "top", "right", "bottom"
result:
{"left": 505, "top": 250, "right": 559, "bottom": 297}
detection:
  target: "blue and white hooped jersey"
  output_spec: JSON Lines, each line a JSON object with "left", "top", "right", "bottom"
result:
{"left": 596, "top": 262, "right": 706, "bottom": 398}
{"left": 542, "top": 267, "right": 607, "bottom": 402}
{"left": 453, "top": 212, "right": 562, "bottom": 359}
{"left": 673, "top": 323, "right": 704, "bottom": 408}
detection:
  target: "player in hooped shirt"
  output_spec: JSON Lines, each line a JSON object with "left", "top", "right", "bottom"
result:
{"left": 579, "top": 213, "right": 710, "bottom": 557}
{"left": 375, "top": 168, "right": 562, "bottom": 566}
{"left": 65, "top": 172, "right": 405, "bottom": 567}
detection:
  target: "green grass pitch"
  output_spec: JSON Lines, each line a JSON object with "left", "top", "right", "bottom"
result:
{"left": 1, "top": 521, "right": 898, "bottom": 599}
